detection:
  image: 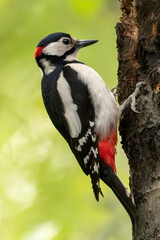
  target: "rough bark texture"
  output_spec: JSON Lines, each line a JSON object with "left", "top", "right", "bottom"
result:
{"left": 116, "top": 0, "right": 160, "bottom": 239}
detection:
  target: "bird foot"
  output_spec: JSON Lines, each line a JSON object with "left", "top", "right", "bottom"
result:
{"left": 119, "top": 81, "right": 146, "bottom": 115}
{"left": 111, "top": 87, "right": 117, "bottom": 99}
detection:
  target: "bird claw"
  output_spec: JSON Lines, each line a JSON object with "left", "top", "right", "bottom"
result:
{"left": 129, "top": 81, "right": 146, "bottom": 113}
{"left": 111, "top": 87, "right": 117, "bottom": 99}
{"left": 119, "top": 81, "right": 146, "bottom": 115}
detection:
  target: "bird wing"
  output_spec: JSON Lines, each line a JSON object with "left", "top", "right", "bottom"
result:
{"left": 41, "top": 63, "right": 103, "bottom": 200}
{"left": 60, "top": 64, "right": 103, "bottom": 200}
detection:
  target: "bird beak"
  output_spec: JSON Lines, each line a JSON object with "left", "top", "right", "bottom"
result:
{"left": 75, "top": 39, "right": 98, "bottom": 49}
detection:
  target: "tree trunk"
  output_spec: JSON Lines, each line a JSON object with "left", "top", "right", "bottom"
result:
{"left": 116, "top": 0, "right": 160, "bottom": 239}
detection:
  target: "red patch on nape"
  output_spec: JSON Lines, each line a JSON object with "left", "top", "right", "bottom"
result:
{"left": 34, "top": 46, "right": 45, "bottom": 58}
{"left": 98, "top": 129, "right": 117, "bottom": 173}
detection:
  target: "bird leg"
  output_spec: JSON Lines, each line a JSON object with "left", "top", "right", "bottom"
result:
{"left": 111, "top": 87, "right": 117, "bottom": 99}
{"left": 118, "top": 81, "right": 146, "bottom": 115}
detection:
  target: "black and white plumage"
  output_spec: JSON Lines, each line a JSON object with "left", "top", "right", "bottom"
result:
{"left": 34, "top": 32, "right": 119, "bottom": 201}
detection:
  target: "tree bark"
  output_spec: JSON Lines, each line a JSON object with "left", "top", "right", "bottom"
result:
{"left": 116, "top": 0, "right": 160, "bottom": 239}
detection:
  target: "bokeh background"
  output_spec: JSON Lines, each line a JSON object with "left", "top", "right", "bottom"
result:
{"left": 0, "top": 0, "right": 131, "bottom": 239}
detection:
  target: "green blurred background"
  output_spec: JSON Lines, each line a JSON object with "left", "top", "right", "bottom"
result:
{"left": 0, "top": 0, "right": 131, "bottom": 239}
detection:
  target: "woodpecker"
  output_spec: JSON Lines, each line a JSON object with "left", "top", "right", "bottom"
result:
{"left": 34, "top": 32, "right": 121, "bottom": 201}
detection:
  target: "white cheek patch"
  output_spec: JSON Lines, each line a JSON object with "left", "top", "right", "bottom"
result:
{"left": 57, "top": 72, "right": 82, "bottom": 138}
{"left": 43, "top": 41, "right": 72, "bottom": 56}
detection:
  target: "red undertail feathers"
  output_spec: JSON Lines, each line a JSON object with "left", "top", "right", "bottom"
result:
{"left": 98, "top": 129, "right": 117, "bottom": 172}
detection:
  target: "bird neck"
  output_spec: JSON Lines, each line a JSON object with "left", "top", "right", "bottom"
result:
{"left": 38, "top": 57, "right": 57, "bottom": 76}
{"left": 37, "top": 53, "right": 78, "bottom": 76}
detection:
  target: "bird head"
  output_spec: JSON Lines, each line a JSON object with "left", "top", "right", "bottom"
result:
{"left": 34, "top": 32, "right": 98, "bottom": 74}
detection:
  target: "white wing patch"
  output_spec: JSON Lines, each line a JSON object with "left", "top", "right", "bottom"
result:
{"left": 83, "top": 146, "right": 98, "bottom": 167}
{"left": 57, "top": 72, "right": 82, "bottom": 138}
{"left": 75, "top": 128, "right": 92, "bottom": 152}
{"left": 84, "top": 155, "right": 90, "bottom": 166}
{"left": 92, "top": 162, "right": 99, "bottom": 174}
{"left": 69, "top": 63, "right": 119, "bottom": 140}
{"left": 75, "top": 121, "right": 95, "bottom": 152}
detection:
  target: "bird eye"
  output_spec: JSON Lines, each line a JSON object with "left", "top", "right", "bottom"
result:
{"left": 63, "top": 38, "right": 71, "bottom": 45}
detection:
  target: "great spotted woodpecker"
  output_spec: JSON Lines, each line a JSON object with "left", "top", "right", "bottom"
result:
{"left": 34, "top": 32, "right": 140, "bottom": 201}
